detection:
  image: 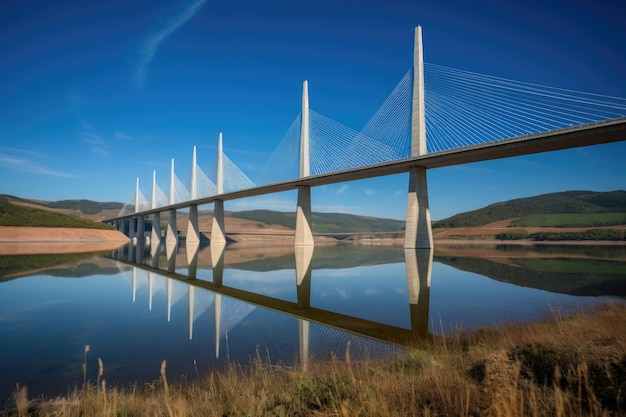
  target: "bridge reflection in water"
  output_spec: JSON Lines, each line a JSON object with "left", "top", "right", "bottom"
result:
{"left": 110, "top": 241, "right": 433, "bottom": 368}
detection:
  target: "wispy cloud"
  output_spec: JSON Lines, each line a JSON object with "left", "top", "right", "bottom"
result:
{"left": 79, "top": 124, "right": 113, "bottom": 158}
{"left": 91, "top": 147, "right": 111, "bottom": 158}
{"left": 134, "top": 0, "right": 208, "bottom": 89}
{"left": 81, "top": 132, "right": 104, "bottom": 145}
{"left": 79, "top": 119, "right": 93, "bottom": 131}
{"left": 0, "top": 154, "right": 77, "bottom": 178}
{"left": 336, "top": 184, "right": 349, "bottom": 195}
{"left": 0, "top": 147, "right": 44, "bottom": 158}
{"left": 115, "top": 131, "right": 134, "bottom": 141}
{"left": 363, "top": 188, "right": 378, "bottom": 196}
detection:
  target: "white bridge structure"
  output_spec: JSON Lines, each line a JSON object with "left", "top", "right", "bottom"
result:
{"left": 105, "top": 26, "right": 626, "bottom": 249}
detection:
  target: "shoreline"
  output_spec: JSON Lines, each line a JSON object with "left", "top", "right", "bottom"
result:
{"left": 0, "top": 226, "right": 129, "bottom": 255}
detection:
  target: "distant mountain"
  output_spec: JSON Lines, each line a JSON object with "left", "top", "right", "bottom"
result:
{"left": 227, "top": 209, "right": 405, "bottom": 233}
{"left": 433, "top": 190, "right": 626, "bottom": 228}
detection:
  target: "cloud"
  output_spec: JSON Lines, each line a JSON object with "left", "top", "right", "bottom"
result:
{"left": 134, "top": 0, "right": 208, "bottom": 89}
{"left": 91, "top": 147, "right": 111, "bottom": 158}
{"left": 0, "top": 154, "right": 77, "bottom": 178}
{"left": 363, "top": 188, "right": 378, "bottom": 196}
{"left": 80, "top": 126, "right": 112, "bottom": 157}
{"left": 81, "top": 132, "right": 104, "bottom": 145}
{"left": 336, "top": 184, "right": 349, "bottom": 195}
{"left": 115, "top": 131, "right": 134, "bottom": 141}
{"left": 79, "top": 119, "right": 93, "bottom": 131}
{"left": 0, "top": 147, "right": 44, "bottom": 158}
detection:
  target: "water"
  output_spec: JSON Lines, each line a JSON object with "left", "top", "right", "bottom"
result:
{"left": 0, "top": 242, "right": 624, "bottom": 404}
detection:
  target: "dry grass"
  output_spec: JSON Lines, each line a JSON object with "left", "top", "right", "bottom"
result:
{"left": 4, "top": 303, "right": 626, "bottom": 417}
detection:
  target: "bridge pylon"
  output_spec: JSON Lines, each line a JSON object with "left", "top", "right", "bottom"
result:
{"left": 187, "top": 146, "right": 201, "bottom": 243}
{"left": 295, "top": 80, "right": 314, "bottom": 246}
{"left": 166, "top": 159, "right": 178, "bottom": 246}
{"left": 211, "top": 132, "right": 227, "bottom": 244}
{"left": 151, "top": 170, "right": 162, "bottom": 245}
{"left": 404, "top": 25, "right": 433, "bottom": 249}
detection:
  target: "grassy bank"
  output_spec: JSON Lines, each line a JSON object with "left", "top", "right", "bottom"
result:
{"left": 7, "top": 303, "right": 626, "bottom": 416}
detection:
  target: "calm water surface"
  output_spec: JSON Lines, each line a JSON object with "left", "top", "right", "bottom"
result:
{"left": 1, "top": 241, "right": 624, "bottom": 403}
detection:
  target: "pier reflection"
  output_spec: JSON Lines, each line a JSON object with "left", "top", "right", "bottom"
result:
{"left": 110, "top": 242, "right": 432, "bottom": 365}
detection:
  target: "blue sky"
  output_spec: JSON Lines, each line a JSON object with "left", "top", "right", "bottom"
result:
{"left": 1, "top": 0, "right": 624, "bottom": 220}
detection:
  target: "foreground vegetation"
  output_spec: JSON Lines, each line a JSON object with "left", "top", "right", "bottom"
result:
{"left": 7, "top": 303, "right": 626, "bottom": 416}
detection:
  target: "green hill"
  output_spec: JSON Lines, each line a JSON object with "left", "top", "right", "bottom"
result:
{"left": 0, "top": 195, "right": 123, "bottom": 215}
{"left": 44, "top": 199, "right": 124, "bottom": 214}
{"left": 0, "top": 198, "right": 113, "bottom": 229}
{"left": 433, "top": 190, "right": 626, "bottom": 228}
{"left": 3, "top": 190, "right": 624, "bottom": 234}
{"left": 228, "top": 209, "right": 405, "bottom": 233}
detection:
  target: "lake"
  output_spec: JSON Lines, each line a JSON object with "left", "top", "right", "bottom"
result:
{"left": 1, "top": 241, "right": 624, "bottom": 404}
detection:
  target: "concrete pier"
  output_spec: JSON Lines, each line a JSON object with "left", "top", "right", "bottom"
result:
{"left": 211, "top": 133, "right": 227, "bottom": 244}
{"left": 404, "top": 25, "right": 433, "bottom": 249}
{"left": 295, "top": 80, "right": 314, "bottom": 246}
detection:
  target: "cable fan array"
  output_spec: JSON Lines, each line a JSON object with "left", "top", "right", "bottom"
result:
{"left": 121, "top": 62, "right": 626, "bottom": 214}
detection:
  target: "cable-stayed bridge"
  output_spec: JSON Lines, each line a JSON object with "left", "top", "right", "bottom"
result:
{"left": 105, "top": 26, "right": 626, "bottom": 249}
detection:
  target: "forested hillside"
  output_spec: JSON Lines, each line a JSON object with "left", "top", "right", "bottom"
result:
{"left": 434, "top": 190, "right": 626, "bottom": 228}
{"left": 0, "top": 198, "right": 113, "bottom": 229}
{"left": 228, "top": 210, "right": 405, "bottom": 233}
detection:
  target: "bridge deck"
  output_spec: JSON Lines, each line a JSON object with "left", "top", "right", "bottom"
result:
{"left": 107, "top": 117, "right": 626, "bottom": 221}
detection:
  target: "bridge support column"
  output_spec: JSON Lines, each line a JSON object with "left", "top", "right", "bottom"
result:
{"left": 295, "top": 186, "right": 314, "bottom": 246}
{"left": 404, "top": 167, "right": 433, "bottom": 249}
{"left": 187, "top": 240, "right": 200, "bottom": 279}
{"left": 151, "top": 212, "right": 162, "bottom": 245}
{"left": 166, "top": 209, "right": 178, "bottom": 245}
{"left": 211, "top": 242, "right": 226, "bottom": 287}
{"left": 129, "top": 217, "right": 136, "bottom": 240}
{"left": 137, "top": 215, "right": 145, "bottom": 243}
{"left": 150, "top": 171, "right": 162, "bottom": 245}
{"left": 187, "top": 205, "right": 200, "bottom": 243}
{"left": 211, "top": 200, "right": 226, "bottom": 244}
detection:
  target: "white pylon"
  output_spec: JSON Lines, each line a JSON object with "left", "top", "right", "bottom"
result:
{"left": 217, "top": 132, "right": 224, "bottom": 194}
{"left": 191, "top": 146, "right": 197, "bottom": 200}
{"left": 169, "top": 159, "right": 176, "bottom": 205}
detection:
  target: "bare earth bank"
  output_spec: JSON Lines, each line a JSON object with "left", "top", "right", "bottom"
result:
{"left": 0, "top": 226, "right": 129, "bottom": 255}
